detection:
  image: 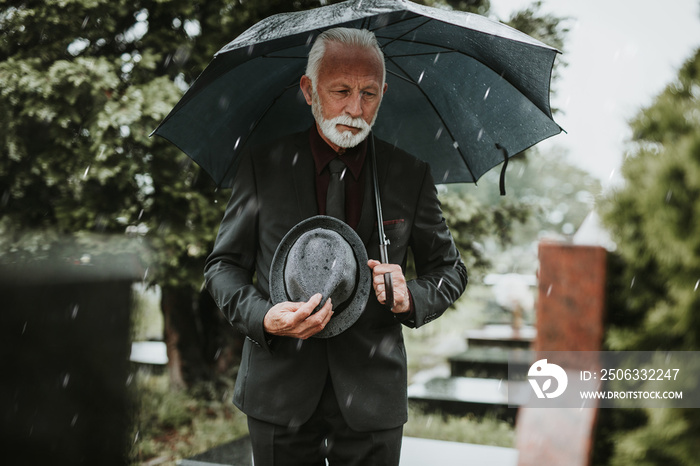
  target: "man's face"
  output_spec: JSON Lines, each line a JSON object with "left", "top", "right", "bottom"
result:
{"left": 301, "top": 42, "right": 387, "bottom": 151}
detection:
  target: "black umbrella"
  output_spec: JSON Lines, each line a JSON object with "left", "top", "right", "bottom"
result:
{"left": 153, "top": 0, "right": 562, "bottom": 189}
{"left": 152, "top": 0, "right": 563, "bottom": 307}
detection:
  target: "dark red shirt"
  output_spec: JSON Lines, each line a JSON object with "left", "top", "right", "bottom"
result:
{"left": 309, "top": 125, "right": 367, "bottom": 231}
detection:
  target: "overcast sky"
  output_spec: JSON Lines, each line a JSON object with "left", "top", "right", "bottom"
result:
{"left": 489, "top": 0, "right": 700, "bottom": 187}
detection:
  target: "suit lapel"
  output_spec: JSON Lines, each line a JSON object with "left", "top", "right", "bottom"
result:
{"left": 357, "top": 162, "right": 374, "bottom": 245}
{"left": 291, "top": 133, "right": 319, "bottom": 221}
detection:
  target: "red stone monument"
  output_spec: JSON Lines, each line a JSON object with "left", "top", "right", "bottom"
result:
{"left": 515, "top": 241, "right": 608, "bottom": 466}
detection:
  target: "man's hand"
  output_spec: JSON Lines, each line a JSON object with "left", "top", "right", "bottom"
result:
{"left": 263, "top": 293, "right": 333, "bottom": 340}
{"left": 367, "top": 260, "right": 410, "bottom": 313}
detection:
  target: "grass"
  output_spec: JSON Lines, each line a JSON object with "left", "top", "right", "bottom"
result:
{"left": 130, "top": 371, "right": 248, "bottom": 465}
{"left": 130, "top": 284, "right": 516, "bottom": 464}
{"left": 405, "top": 409, "right": 515, "bottom": 448}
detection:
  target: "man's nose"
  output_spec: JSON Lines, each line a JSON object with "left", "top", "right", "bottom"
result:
{"left": 345, "top": 93, "right": 363, "bottom": 118}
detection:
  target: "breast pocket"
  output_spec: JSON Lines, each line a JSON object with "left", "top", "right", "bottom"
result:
{"left": 371, "top": 219, "right": 409, "bottom": 264}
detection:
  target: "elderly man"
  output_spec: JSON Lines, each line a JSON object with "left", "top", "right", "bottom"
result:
{"left": 205, "top": 27, "right": 467, "bottom": 466}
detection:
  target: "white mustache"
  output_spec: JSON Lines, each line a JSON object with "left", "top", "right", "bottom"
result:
{"left": 330, "top": 115, "right": 371, "bottom": 132}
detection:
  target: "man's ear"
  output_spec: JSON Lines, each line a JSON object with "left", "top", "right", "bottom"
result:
{"left": 383, "top": 82, "right": 388, "bottom": 96}
{"left": 300, "top": 75, "right": 314, "bottom": 105}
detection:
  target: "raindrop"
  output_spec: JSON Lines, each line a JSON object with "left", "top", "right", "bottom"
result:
{"left": 126, "top": 373, "right": 134, "bottom": 386}
{"left": 81, "top": 16, "right": 90, "bottom": 29}
{"left": 417, "top": 71, "right": 425, "bottom": 84}
{"left": 22, "top": 322, "right": 27, "bottom": 335}
{"left": 434, "top": 128, "right": 442, "bottom": 140}
{"left": 83, "top": 165, "right": 90, "bottom": 179}
{"left": 138, "top": 209, "right": 144, "bottom": 220}
{"left": 296, "top": 340, "right": 303, "bottom": 351}
{"left": 234, "top": 137, "right": 241, "bottom": 151}
{"left": 630, "top": 276, "right": 635, "bottom": 289}
{"left": 293, "top": 152, "right": 299, "bottom": 166}
{"left": 71, "top": 414, "right": 79, "bottom": 427}
{"left": 665, "top": 190, "right": 672, "bottom": 203}
{"left": 436, "top": 278, "right": 443, "bottom": 289}
{"left": 173, "top": 47, "right": 190, "bottom": 67}
{"left": 433, "top": 53, "right": 440, "bottom": 65}
{"left": 483, "top": 87, "right": 491, "bottom": 100}
{"left": 331, "top": 259, "right": 337, "bottom": 269}
{"left": 214, "top": 348, "right": 222, "bottom": 360}
{"left": 71, "top": 304, "right": 79, "bottom": 319}
{"left": 345, "top": 393, "right": 353, "bottom": 408}
{"left": 143, "top": 267, "right": 149, "bottom": 282}
{"left": 247, "top": 45, "right": 255, "bottom": 56}
{"left": 218, "top": 95, "right": 230, "bottom": 111}
{"left": 134, "top": 431, "right": 140, "bottom": 444}
{"left": 546, "top": 284, "right": 552, "bottom": 297}
{"left": 62, "top": 373, "right": 70, "bottom": 388}
{"left": 442, "top": 170, "right": 449, "bottom": 182}
{"left": 477, "top": 129, "right": 484, "bottom": 141}
{"left": 183, "top": 19, "right": 201, "bottom": 38}
{"left": 306, "top": 34, "right": 314, "bottom": 46}
{"left": 369, "top": 345, "right": 377, "bottom": 358}
{"left": 694, "top": 279, "right": 698, "bottom": 292}
{"left": 340, "top": 167, "right": 347, "bottom": 181}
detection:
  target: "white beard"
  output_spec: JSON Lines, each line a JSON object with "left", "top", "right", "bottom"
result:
{"left": 311, "top": 90, "right": 379, "bottom": 149}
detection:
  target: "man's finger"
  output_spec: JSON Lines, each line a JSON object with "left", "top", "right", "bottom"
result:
{"left": 293, "top": 293, "right": 323, "bottom": 319}
{"left": 297, "top": 298, "right": 333, "bottom": 339}
{"left": 308, "top": 297, "right": 333, "bottom": 326}
{"left": 367, "top": 259, "right": 381, "bottom": 269}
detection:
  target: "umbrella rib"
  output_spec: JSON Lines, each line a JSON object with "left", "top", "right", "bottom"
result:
{"left": 386, "top": 56, "right": 478, "bottom": 183}
{"left": 376, "top": 18, "right": 433, "bottom": 49}
{"left": 361, "top": 12, "right": 416, "bottom": 34}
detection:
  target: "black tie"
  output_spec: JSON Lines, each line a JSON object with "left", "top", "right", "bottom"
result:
{"left": 326, "top": 158, "right": 346, "bottom": 221}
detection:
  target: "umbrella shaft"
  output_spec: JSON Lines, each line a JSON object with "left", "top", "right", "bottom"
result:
{"left": 379, "top": 244, "right": 389, "bottom": 264}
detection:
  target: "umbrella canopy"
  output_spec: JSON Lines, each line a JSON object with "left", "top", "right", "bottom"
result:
{"left": 152, "top": 0, "right": 563, "bottom": 188}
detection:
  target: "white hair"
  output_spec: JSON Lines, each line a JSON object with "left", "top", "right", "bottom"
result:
{"left": 305, "top": 28, "right": 386, "bottom": 90}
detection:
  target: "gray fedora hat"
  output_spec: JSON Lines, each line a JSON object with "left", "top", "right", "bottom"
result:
{"left": 269, "top": 215, "right": 371, "bottom": 338}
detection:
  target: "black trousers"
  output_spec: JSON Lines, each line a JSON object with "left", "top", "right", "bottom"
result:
{"left": 247, "top": 377, "right": 403, "bottom": 466}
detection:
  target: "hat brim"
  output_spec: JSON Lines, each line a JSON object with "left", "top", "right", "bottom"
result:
{"left": 269, "top": 215, "right": 370, "bottom": 338}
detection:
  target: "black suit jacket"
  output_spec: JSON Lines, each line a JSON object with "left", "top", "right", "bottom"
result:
{"left": 204, "top": 131, "right": 467, "bottom": 432}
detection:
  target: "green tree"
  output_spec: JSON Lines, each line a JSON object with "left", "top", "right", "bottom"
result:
{"left": 0, "top": 0, "right": 323, "bottom": 389}
{"left": 596, "top": 49, "right": 700, "bottom": 466}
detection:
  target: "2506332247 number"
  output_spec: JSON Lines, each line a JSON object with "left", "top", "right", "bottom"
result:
{"left": 600, "top": 368, "right": 680, "bottom": 381}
